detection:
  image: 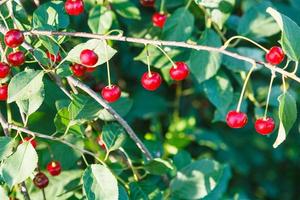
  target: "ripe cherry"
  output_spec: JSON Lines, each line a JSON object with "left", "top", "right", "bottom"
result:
{"left": 47, "top": 161, "right": 62, "bottom": 176}
{"left": 20, "top": 137, "right": 37, "bottom": 148}
{"left": 80, "top": 49, "right": 98, "bottom": 66}
{"left": 65, "top": 0, "right": 84, "bottom": 16}
{"left": 226, "top": 110, "right": 248, "bottom": 128}
{"left": 7, "top": 51, "right": 25, "bottom": 66}
{"left": 0, "top": 84, "right": 8, "bottom": 101}
{"left": 101, "top": 85, "right": 121, "bottom": 103}
{"left": 71, "top": 63, "right": 86, "bottom": 77}
{"left": 33, "top": 172, "right": 49, "bottom": 189}
{"left": 140, "top": 0, "right": 155, "bottom": 7}
{"left": 0, "top": 62, "right": 10, "bottom": 78}
{"left": 86, "top": 67, "right": 96, "bottom": 73}
{"left": 152, "top": 12, "right": 167, "bottom": 28}
{"left": 265, "top": 46, "right": 285, "bottom": 65}
{"left": 141, "top": 71, "right": 162, "bottom": 91}
{"left": 255, "top": 117, "right": 275, "bottom": 135}
{"left": 4, "top": 29, "right": 24, "bottom": 48}
{"left": 170, "top": 62, "right": 190, "bottom": 81}
{"left": 46, "top": 51, "right": 62, "bottom": 63}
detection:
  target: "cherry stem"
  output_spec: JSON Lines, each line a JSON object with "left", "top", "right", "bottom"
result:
{"left": 236, "top": 64, "right": 256, "bottom": 112}
{"left": 146, "top": 44, "right": 152, "bottom": 77}
{"left": 282, "top": 75, "right": 287, "bottom": 93}
{"left": 0, "top": 12, "right": 9, "bottom": 30}
{"left": 283, "top": 60, "right": 291, "bottom": 70}
{"left": 160, "top": 0, "right": 165, "bottom": 13}
{"left": 185, "top": 0, "right": 193, "bottom": 10}
{"left": 151, "top": 44, "right": 176, "bottom": 68}
{"left": 264, "top": 71, "right": 275, "bottom": 119}
{"left": 222, "top": 36, "right": 269, "bottom": 52}
{"left": 292, "top": 61, "right": 299, "bottom": 74}
{"left": 104, "top": 40, "right": 112, "bottom": 87}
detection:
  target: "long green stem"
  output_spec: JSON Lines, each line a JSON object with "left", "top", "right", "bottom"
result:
{"left": 222, "top": 36, "right": 268, "bottom": 52}
{"left": 146, "top": 44, "right": 152, "bottom": 77}
{"left": 104, "top": 40, "right": 112, "bottom": 87}
{"left": 151, "top": 44, "right": 176, "bottom": 68}
{"left": 160, "top": 0, "right": 165, "bottom": 13}
{"left": 264, "top": 72, "right": 275, "bottom": 119}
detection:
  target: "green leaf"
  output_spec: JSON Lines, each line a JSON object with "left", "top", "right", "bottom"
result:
{"left": 83, "top": 164, "right": 118, "bottom": 200}
{"left": 112, "top": 0, "right": 141, "bottom": 20}
{"left": 88, "top": 5, "right": 114, "bottom": 34}
{"left": 119, "top": 185, "right": 129, "bottom": 200}
{"left": 33, "top": 49, "right": 51, "bottom": 66}
{"left": 101, "top": 123, "right": 126, "bottom": 152}
{"left": 238, "top": 3, "right": 280, "bottom": 38}
{"left": 273, "top": 92, "right": 297, "bottom": 148}
{"left": 173, "top": 151, "right": 192, "bottom": 170}
{"left": 144, "top": 158, "right": 174, "bottom": 175}
{"left": 32, "top": 1, "right": 70, "bottom": 30}
{"left": 0, "top": 137, "right": 14, "bottom": 161}
{"left": 189, "top": 29, "right": 222, "bottom": 84}
{"left": 211, "top": 0, "right": 235, "bottom": 29}
{"left": 194, "top": 0, "right": 220, "bottom": 8}
{"left": 66, "top": 39, "right": 117, "bottom": 67}
{"left": 267, "top": 7, "right": 300, "bottom": 61}
{"left": 8, "top": 69, "right": 44, "bottom": 103}
{"left": 2, "top": 142, "right": 38, "bottom": 188}
{"left": 0, "top": 186, "right": 8, "bottom": 200}
{"left": 129, "top": 182, "right": 148, "bottom": 200}
{"left": 56, "top": 63, "right": 73, "bottom": 77}
{"left": 162, "top": 7, "right": 194, "bottom": 41}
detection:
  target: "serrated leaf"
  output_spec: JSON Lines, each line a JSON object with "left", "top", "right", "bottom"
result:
{"left": 2, "top": 142, "right": 38, "bottom": 188}
{"left": 83, "top": 164, "right": 118, "bottom": 200}
{"left": 88, "top": 5, "right": 114, "bottom": 34}
{"left": 144, "top": 158, "right": 174, "bottom": 175}
{"left": 0, "top": 137, "right": 14, "bottom": 161}
{"left": 66, "top": 39, "right": 117, "bottom": 67}
{"left": 8, "top": 69, "right": 44, "bottom": 103}
{"left": 101, "top": 123, "right": 126, "bottom": 152}
{"left": 273, "top": 92, "right": 297, "bottom": 148}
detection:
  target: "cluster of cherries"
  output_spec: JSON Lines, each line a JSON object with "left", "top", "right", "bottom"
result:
{"left": 226, "top": 46, "right": 285, "bottom": 135}
{"left": 20, "top": 137, "right": 62, "bottom": 189}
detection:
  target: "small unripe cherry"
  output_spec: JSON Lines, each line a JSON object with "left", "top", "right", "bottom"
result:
{"left": 265, "top": 46, "right": 285, "bottom": 65}
{"left": 0, "top": 62, "right": 10, "bottom": 78}
{"left": 7, "top": 51, "right": 25, "bottom": 66}
{"left": 152, "top": 12, "right": 167, "bottom": 28}
{"left": 141, "top": 71, "right": 162, "bottom": 91}
{"left": 47, "top": 161, "right": 62, "bottom": 176}
{"left": 101, "top": 85, "right": 121, "bottom": 103}
{"left": 46, "top": 51, "right": 62, "bottom": 63}
{"left": 80, "top": 49, "right": 98, "bottom": 66}
{"left": 140, "top": 0, "right": 155, "bottom": 7}
{"left": 20, "top": 137, "right": 37, "bottom": 148}
{"left": 4, "top": 29, "right": 24, "bottom": 48}
{"left": 65, "top": 0, "right": 84, "bottom": 16}
{"left": 255, "top": 117, "right": 275, "bottom": 135}
{"left": 33, "top": 172, "right": 49, "bottom": 189}
{"left": 226, "top": 110, "right": 248, "bottom": 128}
{"left": 170, "top": 62, "right": 190, "bottom": 81}
{"left": 71, "top": 63, "right": 86, "bottom": 77}
{"left": 0, "top": 84, "right": 8, "bottom": 101}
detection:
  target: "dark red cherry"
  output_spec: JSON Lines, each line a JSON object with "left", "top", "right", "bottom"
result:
{"left": 265, "top": 46, "right": 285, "bottom": 65}
{"left": 7, "top": 51, "right": 25, "bottom": 66}
{"left": 0, "top": 62, "right": 10, "bottom": 78}
{"left": 65, "top": 0, "right": 84, "bottom": 16}
{"left": 4, "top": 29, "right": 24, "bottom": 48}
{"left": 226, "top": 110, "right": 248, "bottom": 128}
{"left": 101, "top": 85, "right": 121, "bottom": 103}
{"left": 255, "top": 117, "right": 275, "bottom": 135}
{"left": 152, "top": 12, "right": 167, "bottom": 28}
{"left": 33, "top": 172, "right": 49, "bottom": 189}
{"left": 46, "top": 51, "right": 62, "bottom": 63}
{"left": 141, "top": 71, "right": 162, "bottom": 91}
{"left": 0, "top": 84, "right": 8, "bottom": 101}
{"left": 71, "top": 63, "right": 86, "bottom": 77}
{"left": 170, "top": 62, "right": 190, "bottom": 81}
{"left": 140, "top": 0, "right": 155, "bottom": 7}
{"left": 20, "top": 137, "right": 37, "bottom": 148}
{"left": 47, "top": 161, "right": 62, "bottom": 176}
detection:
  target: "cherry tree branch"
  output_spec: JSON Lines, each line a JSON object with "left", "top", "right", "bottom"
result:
{"left": 25, "top": 30, "right": 300, "bottom": 83}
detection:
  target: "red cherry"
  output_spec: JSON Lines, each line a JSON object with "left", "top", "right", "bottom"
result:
{"left": 96, "top": 136, "right": 106, "bottom": 150}
{"left": 46, "top": 51, "right": 62, "bottom": 63}
{"left": 80, "top": 49, "right": 98, "bottom": 66}
{"left": 20, "top": 137, "right": 37, "bottom": 148}
{"left": 101, "top": 85, "right": 121, "bottom": 103}
{"left": 265, "top": 46, "right": 285, "bottom": 65}
{"left": 71, "top": 63, "right": 86, "bottom": 77}
{"left": 0, "top": 84, "right": 8, "bottom": 101}
{"left": 140, "top": 0, "right": 155, "bottom": 7}
{"left": 47, "top": 161, "right": 62, "bottom": 176}
{"left": 86, "top": 67, "right": 96, "bottom": 73}
{"left": 170, "top": 62, "right": 190, "bottom": 81}
{"left": 4, "top": 29, "right": 24, "bottom": 48}
{"left": 65, "top": 0, "right": 84, "bottom": 16}
{"left": 7, "top": 51, "right": 25, "bottom": 66}
{"left": 0, "top": 62, "right": 10, "bottom": 78}
{"left": 226, "top": 110, "right": 248, "bottom": 128}
{"left": 33, "top": 172, "right": 49, "bottom": 189}
{"left": 141, "top": 71, "right": 162, "bottom": 91}
{"left": 255, "top": 117, "right": 275, "bottom": 135}
{"left": 152, "top": 12, "right": 167, "bottom": 28}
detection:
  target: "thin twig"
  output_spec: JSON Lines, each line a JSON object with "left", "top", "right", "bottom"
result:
{"left": 0, "top": 111, "right": 9, "bottom": 136}
{"left": 20, "top": 182, "right": 31, "bottom": 200}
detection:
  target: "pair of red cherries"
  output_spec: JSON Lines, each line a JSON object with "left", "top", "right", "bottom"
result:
{"left": 226, "top": 46, "right": 285, "bottom": 135}
{"left": 20, "top": 137, "right": 62, "bottom": 189}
